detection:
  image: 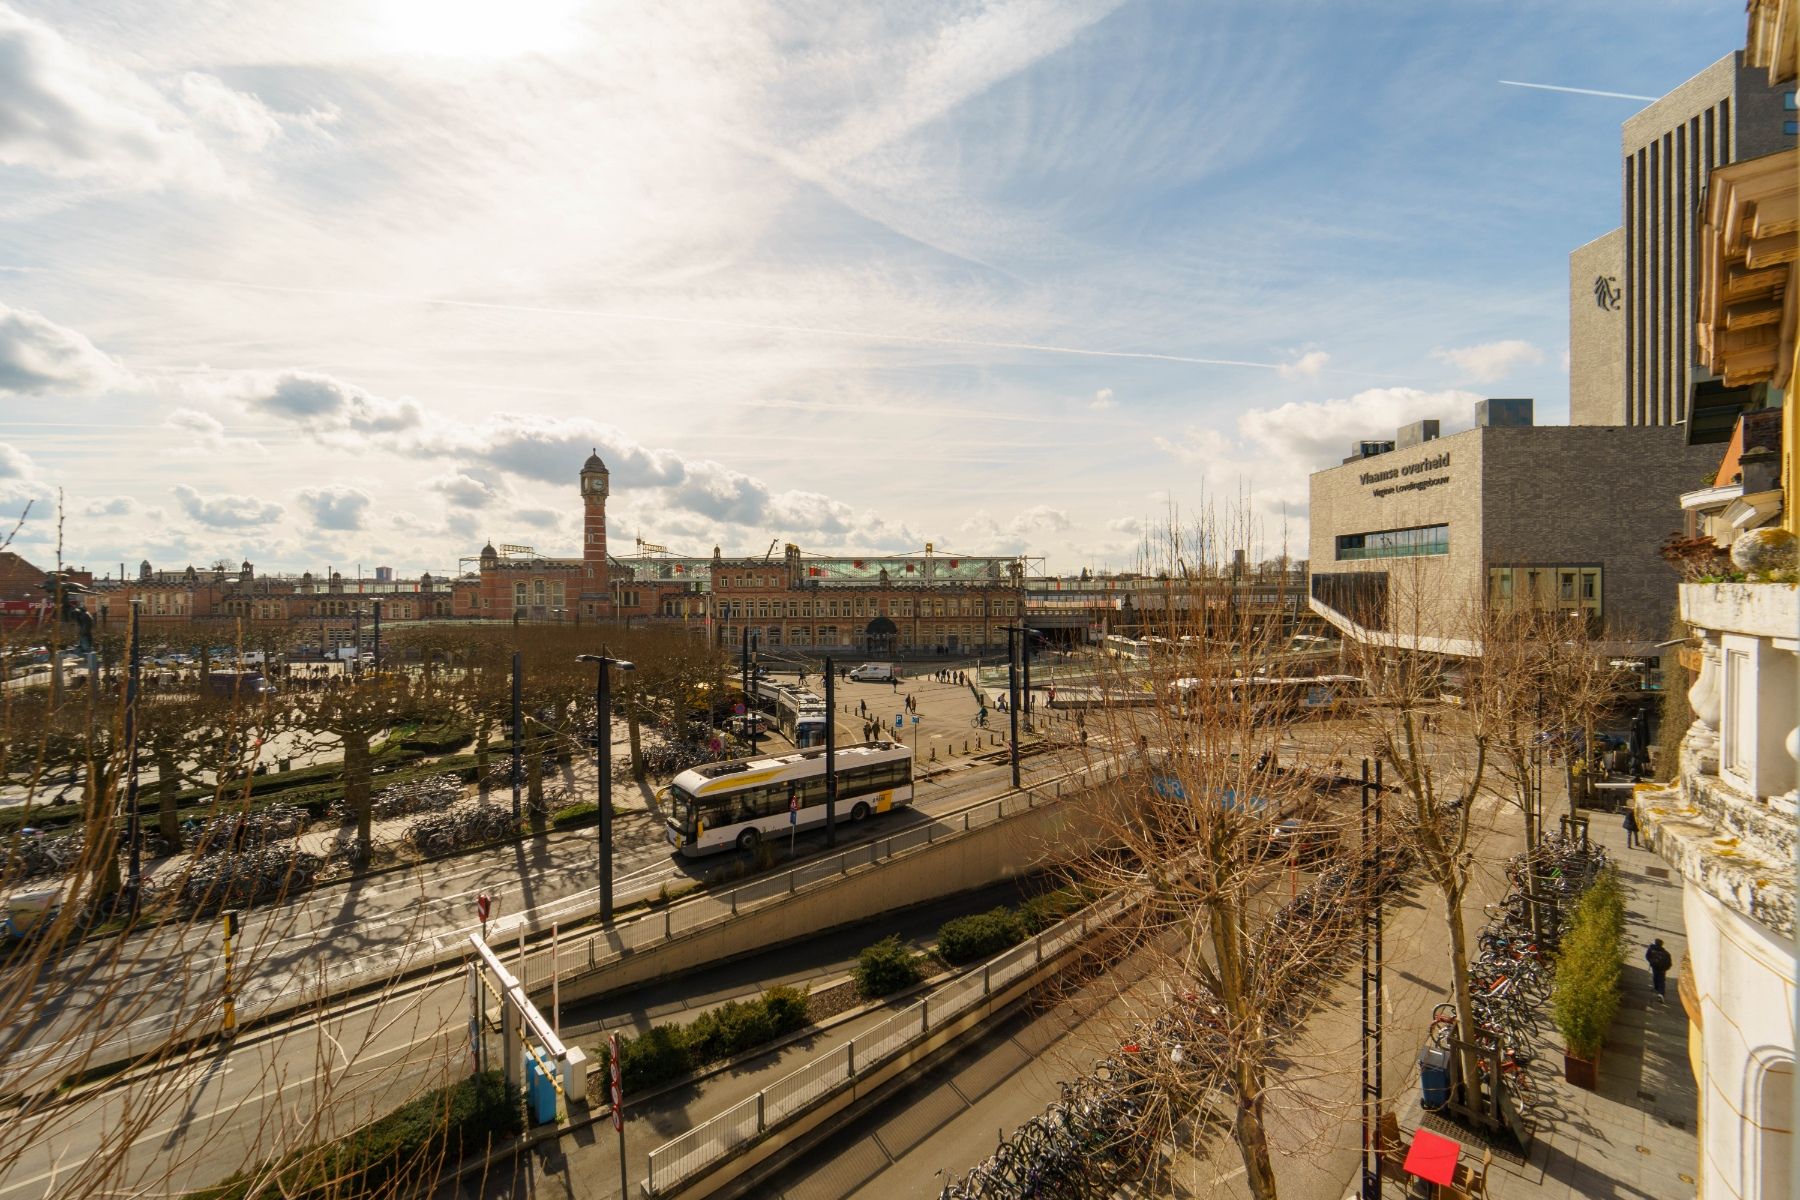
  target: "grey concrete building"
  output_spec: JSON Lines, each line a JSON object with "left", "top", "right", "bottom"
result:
{"left": 1569, "top": 228, "right": 1625, "bottom": 427}
{"left": 1308, "top": 399, "right": 1718, "bottom": 660}
{"left": 1570, "top": 53, "right": 1792, "bottom": 430}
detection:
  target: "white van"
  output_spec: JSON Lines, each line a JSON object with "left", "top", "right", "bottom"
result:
{"left": 848, "top": 663, "right": 897, "bottom": 683}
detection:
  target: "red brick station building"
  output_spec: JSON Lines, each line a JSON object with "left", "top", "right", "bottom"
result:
{"left": 13, "top": 453, "right": 1030, "bottom": 658}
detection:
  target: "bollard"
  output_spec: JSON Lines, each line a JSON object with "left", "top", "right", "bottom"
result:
{"left": 929, "top": 747, "right": 936, "bottom": 761}
{"left": 731, "top": 888, "right": 737, "bottom": 915}
{"left": 789, "top": 869, "right": 796, "bottom": 894}
{"left": 664, "top": 906, "right": 672, "bottom": 940}
{"left": 963, "top": 812, "right": 970, "bottom": 832}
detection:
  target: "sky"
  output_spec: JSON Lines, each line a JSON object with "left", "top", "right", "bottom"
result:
{"left": 0, "top": 0, "right": 1753, "bottom": 579}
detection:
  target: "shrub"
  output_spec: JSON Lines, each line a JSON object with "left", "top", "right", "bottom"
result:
{"left": 550, "top": 802, "right": 598, "bottom": 829}
{"left": 184, "top": 1070, "right": 520, "bottom": 1200}
{"left": 600, "top": 1024, "right": 692, "bottom": 1093}
{"left": 1017, "top": 886, "right": 1086, "bottom": 934}
{"left": 1552, "top": 867, "right": 1626, "bottom": 1058}
{"left": 855, "top": 935, "right": 924, "bottom": 998}
{"left": 937, "top": 908, "right": 1025, "bottom": 964}
{"left": 596, "top": 985, "right": 813, "bottom": 1093}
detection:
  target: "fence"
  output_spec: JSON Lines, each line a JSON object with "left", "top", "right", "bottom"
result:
{"left": 643, "top": 893, "right": 1128, "bottom": 1196}
{"left": 514, "top": 755, "right": 1132, "bottom": 995}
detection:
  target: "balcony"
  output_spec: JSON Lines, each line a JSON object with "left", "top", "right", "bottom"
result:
{"left": 1634, "top": 582, "right": 1797, "bottom": 939}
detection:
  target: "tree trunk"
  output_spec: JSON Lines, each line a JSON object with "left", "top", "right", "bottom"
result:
{"left": 527, "top": 736, "right": 546, "bottom": 832}
{"left": 83, "top": 759, "right": 120, "bottom": 909}
{"left": 1233, "top": 1069, "right": 1281, "bottom": 1200}
{"left": 474, "top": 712, "right": 492, "bottom": 798}
{"left": 1442, "top": 879, "right": 1484, "bottom": 1103}
{"left": 345, "top": 731, "right": 372, "bottom": 851}
{"left": 156, "top": 749, "right": 181, "bottom": 847}
{"left": 627, "top": 705, "right": 645, "bottom": 782}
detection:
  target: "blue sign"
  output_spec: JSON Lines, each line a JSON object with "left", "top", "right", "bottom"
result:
{"left": 911, "top": 714, "right": 920, "bottom": 726}
{"left": 894, "top": 714, "right": 904, "bottom": 729}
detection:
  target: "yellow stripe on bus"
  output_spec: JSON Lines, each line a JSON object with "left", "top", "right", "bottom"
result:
{"left": 696, "top": 769, "right": 787, "bottom": 795}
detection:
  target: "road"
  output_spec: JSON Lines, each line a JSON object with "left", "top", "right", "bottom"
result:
{"left": 0, "top": 673, "right": 1087, "bottom": 1199}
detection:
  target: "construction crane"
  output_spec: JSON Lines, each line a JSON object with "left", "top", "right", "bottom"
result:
{"left": 763, "top": 539, "right": 779, "bottom": 562}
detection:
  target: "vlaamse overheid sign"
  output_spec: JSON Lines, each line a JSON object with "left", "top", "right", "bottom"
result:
{"left": 1358, "top": 450, "right": 1450, "bottom": 498}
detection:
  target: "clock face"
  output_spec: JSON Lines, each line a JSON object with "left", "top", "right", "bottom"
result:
{"left": 585, "top": 476, "right": 607, "bottom": 496}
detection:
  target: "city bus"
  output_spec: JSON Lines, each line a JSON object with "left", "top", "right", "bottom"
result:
{"left": 1102, "top": 634, "right": 1150, "bottom": 661}
{"left": 664, "top": 741, "right": 914, "bottom": 856}
{"left": 1171, "top": 674, "right": 1367, "bottom": 722}
{"left": 773, "top": 688, "right": 827, "bottom": 747}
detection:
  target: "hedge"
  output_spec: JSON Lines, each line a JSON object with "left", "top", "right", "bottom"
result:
{"left": 937, "top": 908, "right": 1025, "bottom": 964}
{"left": 855, "top": 936, "right": 924, "bottom": 997}
{"left": 185, "top": 1070, "right": 521, "bottom": 1200}
{"left": 1552, "top": 867, "right": 1626, "bottom": 1058}
{"left": 596, "top": 986, "right": 811, "bottom": 1093}
{"left": 935, "top": 887, "right": 1089, "bottom": 965}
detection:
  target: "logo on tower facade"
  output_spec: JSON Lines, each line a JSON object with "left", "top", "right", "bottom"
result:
{"left": 1593, "top": 275, "right": 1622, "bottom": 312}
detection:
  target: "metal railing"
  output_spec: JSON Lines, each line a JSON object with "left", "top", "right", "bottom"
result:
{"left": 517, "top": 755, "right": 1128, "bottom": 993}
{"left": 644, "top": 893, "right": 1127, "bottom": 1196}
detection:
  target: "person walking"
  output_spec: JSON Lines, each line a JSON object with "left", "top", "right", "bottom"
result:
{"left": 1623, "top": 805, "right": 1641, "bottom": 849}
{"left": 1645, "top": 938, "right": 1673, "bottom": 1002}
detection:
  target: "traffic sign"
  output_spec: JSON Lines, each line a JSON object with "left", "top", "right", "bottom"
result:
{"left": 894, "top": 713, "right": 903, "bottom": 729}
{"left": 609, "top": 1032, "right": 623, "bottom": 1130}
{"left": 911, "top": 714, "right": 920, "bottom": 726}
{"left": 476, "top": 892, "right": 491, "bottom": 922}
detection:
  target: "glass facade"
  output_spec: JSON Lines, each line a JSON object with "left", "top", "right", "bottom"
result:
{"left": 1335, "top": 524, "right": 1449, "bottom": 561}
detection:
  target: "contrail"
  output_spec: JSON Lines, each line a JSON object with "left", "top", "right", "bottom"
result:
{"left": 1499, "top": 80, "right": 1657, "bottom": 102}
{"left": 91, "top": 271, "right": 1315, "bottom": 375}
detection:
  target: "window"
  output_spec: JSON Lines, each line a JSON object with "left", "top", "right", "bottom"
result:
{"left": 533, "top": 580, "right": 546, "bottom": 604}
{"left": 1335, "top": 524, "right": 1449, "bottom": 560}
{"left": 514, "top": 582, "right": 527, "bottom": 607}
{"left": 1487, "top": 565, "right": 1602, "bottom": 627}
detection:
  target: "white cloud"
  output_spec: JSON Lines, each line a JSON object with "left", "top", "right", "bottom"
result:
{"left": 1237, "top": 386, "right": 1478, "bottom": 472}
{"left": 0, "top": 5, "right": 226, "bottom": 190}
{"left": 83, "top": 496, "right": 134, "bottom": 517}
{"left": 1432, "top": 339, "right": 1543, "bottom": 382}
{"left": 175, "top": 72, "right": 282, "bottom": 152}
{"left": 165, "top": 406, "right": 267, "bottom": 455}
{"left": 171, "top": 484, "right": 283, "bottom": 528}
{"left": 211, "top": 370, "right": 424, "bottom": 440}
{"left": 0, "top": 441, "right": 33, "bottom": 479}
{"left": 296, "top": 485, "right": 371, "bottom": 531}
{"left": 427, "top": 470, "right": 505, "bottom": 509}
{"left": 1090, "top": 387, "right": 1115, "bottom": 410}
{"left": 0, "top": 304, "right": 127, "bottom": 393}
{"left": 1276, "top": 350, "right": 1330, "bottom": 378}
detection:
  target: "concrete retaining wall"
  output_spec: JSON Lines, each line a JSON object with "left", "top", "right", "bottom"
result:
{"left": 539, "top": 795, "right": 1104, "bottom": 1009}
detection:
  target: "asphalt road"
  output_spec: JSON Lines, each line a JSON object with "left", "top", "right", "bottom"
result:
{"left": 0, "top": 672, "right": 1083, "bottom": 1199}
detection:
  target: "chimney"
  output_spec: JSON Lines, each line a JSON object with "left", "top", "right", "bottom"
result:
{"left": 1396, "top": 419, "right": 1440, "bottom": 449}
{"left": 1476, "top": 398, "right": 1534, "bottom": 428}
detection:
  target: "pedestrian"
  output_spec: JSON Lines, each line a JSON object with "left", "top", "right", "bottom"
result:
{"left": 891, "top": 677, "right": 899, "bottom": 692}
{"left": 1645, "top": 938, "right": 1673, "bottom": 1002}
{"left": 1623, "top": 805, "right": 1641, "bottom": 849}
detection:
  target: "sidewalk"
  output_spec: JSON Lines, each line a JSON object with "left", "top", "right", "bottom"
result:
{"left": 1389, "top": 798, "right": 1699, "bottom": 1200}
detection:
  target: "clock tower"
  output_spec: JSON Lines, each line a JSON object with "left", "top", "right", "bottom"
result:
{"left": 580, "top": 449, "right": 609, "bottom": 567}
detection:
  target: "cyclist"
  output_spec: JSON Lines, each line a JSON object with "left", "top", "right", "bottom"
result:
{"left": 977, "top": 705, "right": 988, "bottom": 728}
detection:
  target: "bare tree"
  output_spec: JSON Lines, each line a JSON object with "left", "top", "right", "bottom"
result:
{"left": 1026, "top": 512, "right": 1366, "bottom": 1200}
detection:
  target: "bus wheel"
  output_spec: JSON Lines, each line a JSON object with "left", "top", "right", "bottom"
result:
{"left": 737, "top": 828, "right": 760, "bottom": 852}
{"left": 850, "top": 802, "right": 870, "bottom": 822}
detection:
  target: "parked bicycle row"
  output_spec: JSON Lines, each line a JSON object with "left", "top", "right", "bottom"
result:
{"left": 1423, "top": 830, "right": 1610, "bottom": 1113}
{"left": 941, "top": 837, "right": 1416, "bottom": 1199}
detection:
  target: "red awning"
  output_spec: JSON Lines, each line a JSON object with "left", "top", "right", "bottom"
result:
{"left": 1403, "top": 1128, "right": 1462, "bottom": 1187}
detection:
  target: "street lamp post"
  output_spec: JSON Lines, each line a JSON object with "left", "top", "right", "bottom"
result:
{"left": 741, "top": 631, "right": 760, "bottom": 753}
{"left": 371, "top": 598, "right": 382, "bottom": 675}
{"left": 823, "top": 656, "right": 838, "bottom": 848}
{"left": 123, "top": 600, "right": 143, "bottom": 913}
{"left": 578, "top": 653, "right": 636, "bottom": 924}
{"left": 1002, "top": 626, "right": 1022, "bottom": 790}
{"left": 351, "top": 608, "right": 362, "bottom": 676}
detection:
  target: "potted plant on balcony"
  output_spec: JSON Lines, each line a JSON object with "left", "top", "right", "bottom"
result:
{"left": 1552, "top": 868, "right": 1625, "bottom": 1088}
